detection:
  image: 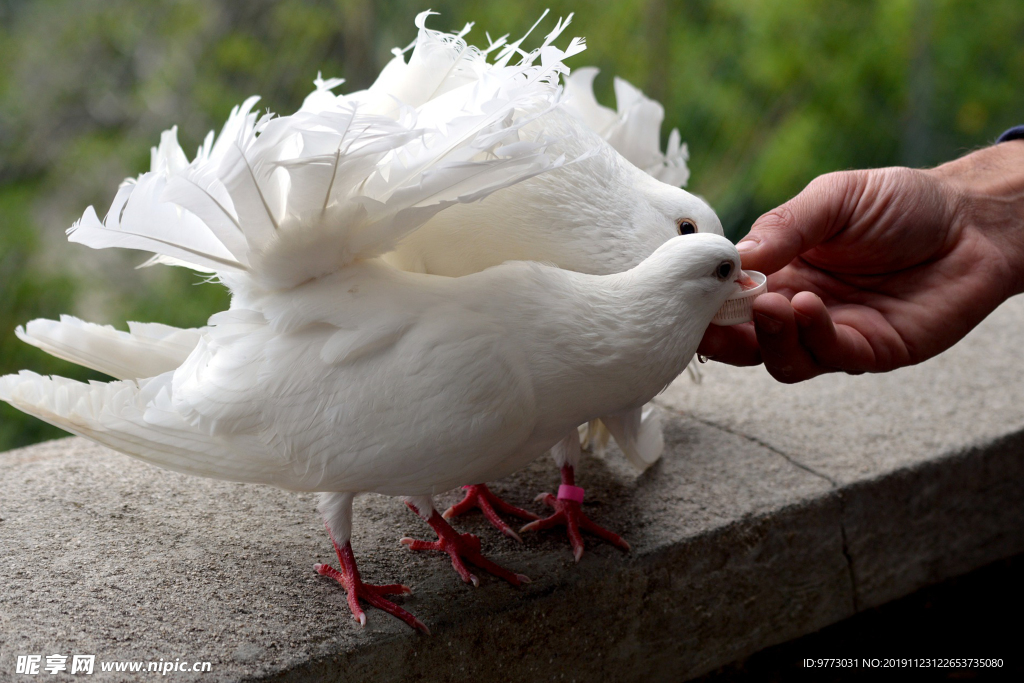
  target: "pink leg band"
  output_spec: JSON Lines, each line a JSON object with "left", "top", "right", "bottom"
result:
{"left": 557, "top": 484, "right": 585, "bottom": 503}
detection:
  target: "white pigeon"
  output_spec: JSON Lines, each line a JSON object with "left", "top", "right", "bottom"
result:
{"left": 299, "top": 13, "right": 724, "bottom": 557}
{"left": 0, "top": 24, "right": 743, "bottom": 633}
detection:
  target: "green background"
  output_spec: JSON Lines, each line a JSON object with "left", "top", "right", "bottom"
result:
{"left": 1, "top": 0, "right": 1022, "bottom": 450}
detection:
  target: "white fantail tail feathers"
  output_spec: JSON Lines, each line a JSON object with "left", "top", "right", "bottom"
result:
{"left": 16, "top": 316, "right": 199, "bottom": 380}
{"left": 306, "top": 11, "right": 586, "bottom": 117}
{"left": 67, "top": 102, "right": 264, "bottom": 276}
{"left": 67, "top": 15, "right": 585, "bottom": 293}
{"left": 562, "top": 67, "right": 689, "bottom": 188}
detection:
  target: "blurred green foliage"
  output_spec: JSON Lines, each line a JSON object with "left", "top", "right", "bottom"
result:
{"left": 0, "top": 0, "right": 1022, "bottom": 450}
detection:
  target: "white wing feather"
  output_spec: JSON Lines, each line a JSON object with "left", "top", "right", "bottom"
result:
{"left": 16, "top": 316, "right": 200, "bottom": 380}
{"left": 0, "top": 370, "right": 283, "bottom": 484}
{"left": 579, "top": 405, "right": 664, "bottom": 471}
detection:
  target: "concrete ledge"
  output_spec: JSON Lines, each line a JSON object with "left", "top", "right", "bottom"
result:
{"left": 2, "top": 296, "right": 1023, "bottom": 681}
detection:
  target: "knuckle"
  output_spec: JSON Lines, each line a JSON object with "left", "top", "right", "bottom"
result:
{"left": 808, "top": 169, "right": 858, "bottom": 197}
{"left": 755, "top": 170, "right": 859, "bottom": 239}
{"left": 755, "top": 203, "right": 798, "bottom": 234}
{"left": 876, "top": 166, "right": 923, "bottom": 198}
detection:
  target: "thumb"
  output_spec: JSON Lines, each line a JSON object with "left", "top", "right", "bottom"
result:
{"left": 737, "top": 171, "right": 862, "bottom": 275}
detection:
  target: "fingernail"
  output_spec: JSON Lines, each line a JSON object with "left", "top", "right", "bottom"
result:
{"left": 736, "top": 238, "right": 760, "bottom": 253}
{"left": 754, "top": 312, "right": 783, "bottom": 334}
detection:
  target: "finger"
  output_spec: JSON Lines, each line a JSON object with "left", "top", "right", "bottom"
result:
{"left": 752, "top": 293, "right": 828, "bottom": 383}
{"left": 697, "top": 322, "right": 761, "bottom": 366}
{"left": 789, "top": 292, "right": 840, "bottom": 365}
{"left": 737, "top": 171, "right": 864, "bottom": 275}
{"left": 790, "top": 292, "right": 881, "bottom": 374}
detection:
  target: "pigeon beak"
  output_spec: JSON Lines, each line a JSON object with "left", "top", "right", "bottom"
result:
{"left": 736, "top": 270, "right": 757, "bottom": 291}
{"left": 711, "top": 270, "right": 767, "bottom": 326}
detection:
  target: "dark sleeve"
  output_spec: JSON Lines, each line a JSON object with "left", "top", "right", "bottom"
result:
{"left": 996, "top": 125, "right": 1024, "bottom": 143}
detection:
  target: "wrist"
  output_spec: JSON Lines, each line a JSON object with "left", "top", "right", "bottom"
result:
{"left": 927, "top": 140, "right": 1024, "bottom": 298}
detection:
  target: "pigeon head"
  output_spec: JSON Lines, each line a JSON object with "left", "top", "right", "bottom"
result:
{"left": 640, "top": 172, "right": 724, "bottom": 239}
{"left": 382, "top": 111, "right": 725, "bottom": 280}
{"left": 513, "top": 132, "right": 726, "bottom": 277}
{"left": 634, "top": 232, "right": 741, "bottom": 300}
{"left": 608, "top": 166, "right": 724, "bottom": 267}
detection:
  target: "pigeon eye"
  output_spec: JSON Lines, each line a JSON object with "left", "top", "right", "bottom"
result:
{"left": 677, "top": 219, "right": 697, "bottom": 236}
{"left": 716, "top": 261, "right": 733, "bottom": 280}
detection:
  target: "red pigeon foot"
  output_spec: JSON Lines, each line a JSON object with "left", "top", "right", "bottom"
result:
{"left": 402, "top": 503, "right": 530, "bottom": 587}
{"left": 315, "top": 533, "right": 428, "bottom": 634}
{"left": 520, "top": 465, "right": 631, "bottom": 562}
{"left": 442, "top": 483, "right": 539, "bottom": 542}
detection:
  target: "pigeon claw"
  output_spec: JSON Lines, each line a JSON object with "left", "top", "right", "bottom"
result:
{"left": 403, "top": 509, "right": 528, "bottom": 587}
{"left": 442, "top": 483, "right": 538, "bottom": 543}
{"left": 316, "top": 540, "right": 429, "bottom": 634}
{"left": 520, "top": 493, "right": 631, "bottom": 563}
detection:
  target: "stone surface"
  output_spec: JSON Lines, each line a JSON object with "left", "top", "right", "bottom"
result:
{"left": 1, "top": 419, "right": 843, "bottom": 682}
{"left": 1, "top": 296, "right": 1022, "bottom": 681}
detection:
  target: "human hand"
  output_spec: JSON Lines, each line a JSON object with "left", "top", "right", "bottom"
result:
{"left": 699, "top": 140, "right": 1024, "bottom": 382}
